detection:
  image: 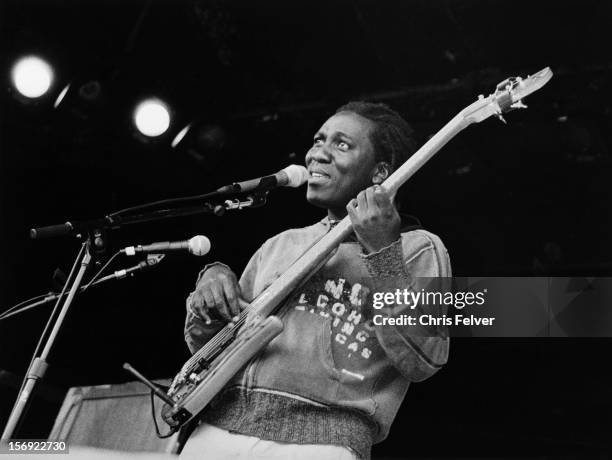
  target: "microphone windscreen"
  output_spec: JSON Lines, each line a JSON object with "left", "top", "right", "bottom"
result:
{"left": 188, "top": 235, "right": 211, "bottom": 256}
{"left": 283, "top": 164, "right": 309, "bottom": 188}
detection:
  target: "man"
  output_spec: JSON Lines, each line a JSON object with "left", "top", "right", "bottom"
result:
{"left": 180, "top": 102, "right": 450, "bottom": 459}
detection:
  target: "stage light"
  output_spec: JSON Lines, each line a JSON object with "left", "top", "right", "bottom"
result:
{"left": 133, "top": 99, "right": 171, "bottom": 137}
{"left": 11, "top": 56, "right": 54, "bottom": 98}
{"left": 54, "top": 83, "right": 71, "bottom": 108}
{"left": 171, "top": 123, "right": 192, "bottom": 148}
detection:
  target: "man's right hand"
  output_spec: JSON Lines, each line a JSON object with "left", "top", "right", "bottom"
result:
{"left": 188, "top": 264, "right": 249, "bottom": 324}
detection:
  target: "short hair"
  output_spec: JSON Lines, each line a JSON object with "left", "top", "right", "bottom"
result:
{"left": 335, "top": 101, "right": 417, "bottom": 172}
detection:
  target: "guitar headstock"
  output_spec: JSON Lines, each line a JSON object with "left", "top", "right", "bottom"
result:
{"left": 461, "top": 67, "right": 553, "bottom": 124}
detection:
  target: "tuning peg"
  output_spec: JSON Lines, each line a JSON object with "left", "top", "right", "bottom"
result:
{"left": 495, "top": 112, "right": 507, "bottom": 124}
{"left": 511, "top": 100, "right": 528, "bottom": 109}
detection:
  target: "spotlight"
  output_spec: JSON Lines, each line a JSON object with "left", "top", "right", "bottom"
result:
{"left": 171, "top": 123, "right": 192, "bottom": 148}
{"left": 54, "top": 83, "right": 71, "bottom": 108}
{"left": 133, "top": 99, "right": 171, "bottom": 137}
{"left": 11, "top": 55, "right": 54, "bottom": 98}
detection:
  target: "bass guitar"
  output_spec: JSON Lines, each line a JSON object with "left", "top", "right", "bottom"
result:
{"left": 162, "top": 67, "right": 554, "bottom": 430}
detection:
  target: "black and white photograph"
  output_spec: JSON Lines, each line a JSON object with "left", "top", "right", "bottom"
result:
{"left": 1, "top": 1, "right": 611, "bottom": 459}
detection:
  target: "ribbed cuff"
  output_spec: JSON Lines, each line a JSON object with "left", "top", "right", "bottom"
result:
{"left": 360, "top": 238, "right": 409, "bottom": 279}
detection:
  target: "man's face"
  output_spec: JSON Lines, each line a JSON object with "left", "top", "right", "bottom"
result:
{"left": 305, "top": 111, "right": 377, "bottom": 213}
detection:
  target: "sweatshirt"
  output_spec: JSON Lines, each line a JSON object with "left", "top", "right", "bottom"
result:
{"left": 184, "top": 217, "right": 451, "bottom": 459}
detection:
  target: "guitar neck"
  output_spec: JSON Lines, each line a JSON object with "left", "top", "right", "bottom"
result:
{"left": 384, "top": 112, "right": 470, "bottom": 195}
{"left": 249, "top": 112, "right": 472, "bottom": 318}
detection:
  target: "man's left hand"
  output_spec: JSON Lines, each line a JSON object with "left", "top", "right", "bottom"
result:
{"left": 346, "top": 185, "right": 401, "bottom": 254}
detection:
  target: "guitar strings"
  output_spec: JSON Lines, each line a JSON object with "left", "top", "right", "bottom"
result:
{"left": 180, "top": 306, "right": 251, "bottom": 376}
{"left": 176, "top": 219, "right": 348, "bottom": 381}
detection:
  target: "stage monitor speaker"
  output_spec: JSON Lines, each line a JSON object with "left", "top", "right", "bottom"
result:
{"left": 48, "top": 380, "right": 179, "bottom": 454}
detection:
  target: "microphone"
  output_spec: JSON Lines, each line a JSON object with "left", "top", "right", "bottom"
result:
{"left": 122, "top": 235, "right": 211, "bottom": 257}
{"left": 216, "top": 164, "right": 308, "bottom": 195}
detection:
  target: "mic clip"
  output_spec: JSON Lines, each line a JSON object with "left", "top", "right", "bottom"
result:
{"left": 222, "top": 191, "right": 268, "bottom": 211}
{"left": 112, "top": 254, "right": 165, "bottom": 279}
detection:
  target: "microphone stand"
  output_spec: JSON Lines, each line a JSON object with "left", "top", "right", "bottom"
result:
{"left": 2, "top": 240, "right": 92, "bottom": 441}
{"left": 3, "top": 190, "right": 268, "bottom": 439}
{"left": 0, "top": 255, "right": 165, "bottom": 322}
{"left": 29, "top": 191, "right": 269, "bottom": 240}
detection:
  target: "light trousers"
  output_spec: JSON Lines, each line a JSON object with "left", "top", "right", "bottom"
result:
{"left": 180, "top": 422, "right": 358, "bottom": 460}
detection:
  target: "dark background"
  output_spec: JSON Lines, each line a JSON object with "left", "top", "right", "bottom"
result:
{"left": 1, "top": 0, "right": 611, "bottom": 457}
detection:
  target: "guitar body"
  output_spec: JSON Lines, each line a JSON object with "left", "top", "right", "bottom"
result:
{"left": 162, "top": 315, "right": 284, "bottom": 427}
